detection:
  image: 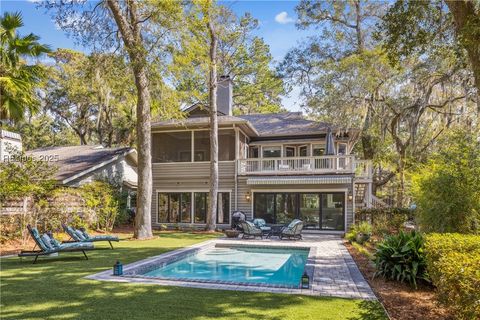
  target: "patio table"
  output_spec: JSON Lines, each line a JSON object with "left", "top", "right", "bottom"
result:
{"left": 266, "top": 224, "right": 286, "bottom": 239}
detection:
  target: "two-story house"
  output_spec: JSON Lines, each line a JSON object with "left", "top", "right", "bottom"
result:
{"left": 150, "top": 76, "right": 373, "bottom": 233}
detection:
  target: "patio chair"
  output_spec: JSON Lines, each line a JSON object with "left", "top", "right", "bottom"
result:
{"left": 239, "top": 221, "right": 263, "bottom": 239}
{"left": 18, "top": 225, "right": 94, "bottom": 264}
{"left": 62, "top": 224, "right": 119, "bottom": 249}
{"left": 279, "top": 219, "right": 304, "bottom": 240}
{"left": 253, "top": 218, "right": 272, "bottom": 234}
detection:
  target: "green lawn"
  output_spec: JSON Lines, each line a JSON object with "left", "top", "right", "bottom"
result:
{"left": 0, "top": 232, "right": 387, "bottom": 320}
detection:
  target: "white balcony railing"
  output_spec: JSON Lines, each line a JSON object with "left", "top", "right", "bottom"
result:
{"left": 353, "top": 159, "right": 373, "bottom": 179}
{"left": 237, "top": 155, "right": 372, "bottom": 178}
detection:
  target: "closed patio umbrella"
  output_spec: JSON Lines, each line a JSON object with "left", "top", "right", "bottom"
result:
{"left": 325, "top": 128, "right": 336, "bottom": 155}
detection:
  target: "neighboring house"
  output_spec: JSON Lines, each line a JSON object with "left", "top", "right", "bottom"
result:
{"left": 27, "top": 145, "right": 138, "bottom": 189}
{"left": 151, "top": 76, "right": 374, "bottom": 233}
{"left": 0, "top": 130, "right": 22, "bottom": 161}
{"left": 0, "top": 130, "right": 137, "bottom": 189}
{"left": 0, "top": 131, "right": 138, "bottom": 215}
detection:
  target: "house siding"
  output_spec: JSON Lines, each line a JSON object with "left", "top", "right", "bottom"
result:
{"left": 151, "top": 162, "right": 235, "bottom": 227}
{"left": 151, "top": 163, "right": 354, "bottom": 231}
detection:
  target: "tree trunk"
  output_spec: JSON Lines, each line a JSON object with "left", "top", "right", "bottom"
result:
{"left": 397, "top": 155, "right": 405, "bottom": 207}
{"left": 206, "top": 16, "right": 218, "bottom": 232}
{"left": 445, "top": 1, "right": 480, "bottom": 111}
{"left": 106, "top": 0, "right": 152, "bottom": 239}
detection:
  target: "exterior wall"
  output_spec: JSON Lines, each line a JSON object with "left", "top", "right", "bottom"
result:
{"left": 151, "top": 161, "right": 235, "bottom": 227}
{"left": 150, "top": 161, "right": 355, "bottom": 231}
{"left": 236, "top": 176, "right": 354, "bottom": 231}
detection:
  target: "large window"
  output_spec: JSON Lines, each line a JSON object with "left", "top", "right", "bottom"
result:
{"left": 321, "top": 194, "right": 344, "bottom": 230}
{"left": 253, "top": 192, "right": 345, "bottom": 230}
{"left": 217, "top": 192, "right": 230, "bottom": 224}
{"left": 194, "top": 131, "right": 210, "bottom": 161}
{"left": 218, "top": 130, "right": 235, "bottom": 161}
{"left": 275, "top": 193, "right": 297, "bottom": 224}
{"left": 194, "top": 192, "right": 231, "bottom": 224}
{"left": 152, "top": 132, "right": 192, "bottom": 163}
{"left": 299, "top": 194, "right": 320, "bottom": 229}
{"left": 254, "top": 193, "right": 275, "bottom": 223}
{"left": 313, "top": 144, "right": 325, "bottom": 156}
{"left": 157, "top": 192, "right": 191, "bottom": 223}
{"left": 263, "top": 146, "right": 281, "bottom": 158}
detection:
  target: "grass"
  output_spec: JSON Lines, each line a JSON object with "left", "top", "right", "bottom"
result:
{"left": 0, "top": 232, "right": 387, "bottom": 320}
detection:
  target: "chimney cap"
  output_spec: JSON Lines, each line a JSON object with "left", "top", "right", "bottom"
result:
{"left": 219, "top": 75, "right": 231, "bottom": 80}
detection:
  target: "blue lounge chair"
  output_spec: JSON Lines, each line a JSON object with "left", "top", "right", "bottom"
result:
{"left": 280, "top": 219, "right": 304, "bottom": 240}
{"left": 62, "top": 224, "right": 119, "bottom": 249}
{"left": 18, "top": 225, "right": 94, "bottom": 264}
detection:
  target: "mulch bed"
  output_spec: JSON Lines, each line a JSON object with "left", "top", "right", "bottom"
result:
{"left": 345, "top": 241, "right": 452, "bottom": 320}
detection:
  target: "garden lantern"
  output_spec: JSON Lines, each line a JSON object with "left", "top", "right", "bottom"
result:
{"left": 301, "top": 272, "right": 309, "bottom": 289}
{"left": 113, "top": 261, "right": 123, "bottom": 276}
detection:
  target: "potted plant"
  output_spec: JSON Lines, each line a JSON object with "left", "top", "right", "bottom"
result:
{"left": 224, "top": 229, "right": 240, "bottom": 238}
{"left": 355, "top": 222, "right": 372, "bottom": 244}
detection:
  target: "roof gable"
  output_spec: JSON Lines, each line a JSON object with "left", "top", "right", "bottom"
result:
{"left": 27, "top": 145, "right": 135, "bottom": 184}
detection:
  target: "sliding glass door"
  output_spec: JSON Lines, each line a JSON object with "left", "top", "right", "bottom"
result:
{"left": 299, "top": 194, "right": 320, "bottom": 229}
{"left": 253, "top": 192, "right": 345, "bottom": 230}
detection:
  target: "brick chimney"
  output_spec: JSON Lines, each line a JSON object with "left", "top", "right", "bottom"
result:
{"left": 217, "top": 75, "right": 233, "bottom": 116}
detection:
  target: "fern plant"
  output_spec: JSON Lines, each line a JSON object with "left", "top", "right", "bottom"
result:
{"left": 373, "top": 231, "right": 429, "bottom": 288}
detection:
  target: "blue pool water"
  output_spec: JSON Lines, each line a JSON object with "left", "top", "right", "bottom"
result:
{"left": 142, "top": 246, "right": 309, "bottom": 287}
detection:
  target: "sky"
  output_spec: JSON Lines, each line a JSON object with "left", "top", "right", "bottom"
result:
{"left": 1, "top": 0, "right": 316, "bottom": 111}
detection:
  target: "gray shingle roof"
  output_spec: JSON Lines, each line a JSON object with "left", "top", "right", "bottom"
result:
{"left": 236, "top": 112, "right": 339, "bottom": 137}
{"left": 27, "top": 145, "right": 134, "bottom": 183}
{"left": 151, "top": 112, "right": 354, "bottom": 138}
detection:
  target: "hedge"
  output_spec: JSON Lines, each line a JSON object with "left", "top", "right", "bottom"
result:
{"left": 425, "top": 233, "right": 480, "bottom": 320}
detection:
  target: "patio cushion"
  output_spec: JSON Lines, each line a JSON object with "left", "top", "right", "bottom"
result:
{"left": 49, "top": 237, "right": 62, "bottom": 248}
{"left": 287, "top": 219, "right": 301, "bottom": 229}
{"left": 88, "top": 235, "right": 119, "bottom": 242}
{"left": 74, "top": 229, "right": 87, "bottom": 241}
{"left": 66, "top": 226, "right": 82, "bottom": 241}
{"left": 253, "top": 219, "right": 266, "bottom": 227}
{"left": 41, "top": 234, "right": 55, "bottom": 251}
{"left": 30, "top": 228, "right": 49, "bottom": 251}
{"left": 59, "top": 242, "right": 94, "bottom": 251}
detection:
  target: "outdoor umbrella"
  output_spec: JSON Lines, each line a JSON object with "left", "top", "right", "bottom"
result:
{"left": 325, "top": 128, "right": 336, "bottom": 155}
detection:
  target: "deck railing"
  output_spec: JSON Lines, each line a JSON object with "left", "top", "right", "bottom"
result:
{"left": 238, "top": 155, "right": 371, "bottom": 178}
{"left": 353, "top": 159, "right": 373, "bottom": 179}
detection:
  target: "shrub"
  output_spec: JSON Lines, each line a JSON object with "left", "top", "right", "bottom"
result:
{"left": 357, "top": 207, "right": 412, "bottom": 235}
{"left": 345, "top": 222, "right": 372, "bottom": 243}
{"left": 411, "top": 130, "right": 480, "bottom": 234}
{"left": 80, "top": 181, "right": 126, "bottom": 231}
{"left": 425, "top": 233, "right": 480, "bottom": 319}
{"left": 374, "top": 231, "right": 428, "bottom": 288}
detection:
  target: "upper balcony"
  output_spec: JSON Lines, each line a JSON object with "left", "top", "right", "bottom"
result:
{"left": 237, "top": 155, "right": 372, "bottom": 179}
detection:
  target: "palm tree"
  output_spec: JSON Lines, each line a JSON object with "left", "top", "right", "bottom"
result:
{"left": 0, "top": 12, "right": 50, "bottom": 123}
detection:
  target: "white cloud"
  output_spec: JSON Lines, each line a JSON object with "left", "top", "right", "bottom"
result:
{"left": 274, "top": 11, "right": 294, "bottom": 24}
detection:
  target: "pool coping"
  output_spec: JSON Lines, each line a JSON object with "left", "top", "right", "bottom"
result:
{"left": 85, "top": 237, "right": 376, "bottom": 300}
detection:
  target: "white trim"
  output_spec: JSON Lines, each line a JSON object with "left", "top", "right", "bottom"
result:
{"left": 151, "top": 127, "right": 244, "bottom": 133}
{"left": 246, "top": 176, "right": 352, "bottom": 185}
{"left": 152, "top": 161, "right": 235, "bottom": 165}
{"left": 62, "top": 149, "right": 136, "bottom": 185}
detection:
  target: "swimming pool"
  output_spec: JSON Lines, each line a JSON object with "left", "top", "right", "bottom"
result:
{"left": 140, "top": 245, "right": 309, "bottom": 288}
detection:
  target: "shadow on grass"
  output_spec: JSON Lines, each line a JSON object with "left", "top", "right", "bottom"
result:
{"left": 348, "top": 300, "right": 388, "bottom": 320}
